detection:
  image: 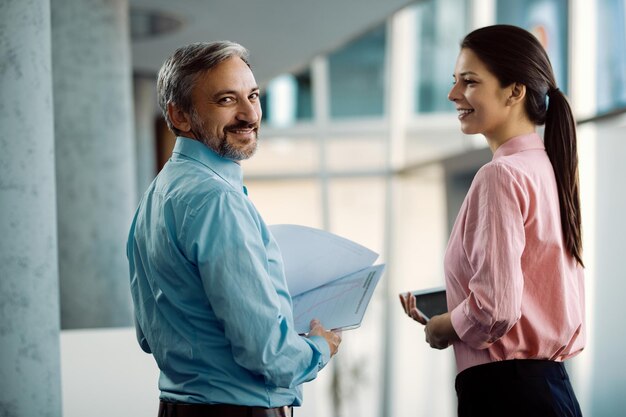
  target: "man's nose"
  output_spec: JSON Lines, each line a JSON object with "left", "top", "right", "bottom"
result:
{"left": 236, "top": 99, "right": 260, "bottom": 124}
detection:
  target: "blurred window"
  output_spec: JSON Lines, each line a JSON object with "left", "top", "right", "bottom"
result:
{"left": 294, "top": 71, "right": 314, "bottom": 120}
{"left": 243, "top": 136, "right": 319, "bottom": 176}
{"left": 597, "top": 0, "right": 626, "bottom": 113}
{"left": 245, "top": 179, "right": 323, "bottom": 228}
{"left": 328, "top": 24, "right": 387, "bottom": 118}
{"left": 261, "top": 69, "right": 313, "bottom": 127}
{"left": 326, "top": 135, "right": 387, "bottom": 173}
{"left": 414, "top": 0, "right": 470, "bottom": 114}
{"left": 497, "top": 0, "right": 569, "bottom": 94}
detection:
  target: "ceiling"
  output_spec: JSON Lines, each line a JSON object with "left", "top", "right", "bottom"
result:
{"left": 129, "top": 0, "right": 419, "bottom": 84}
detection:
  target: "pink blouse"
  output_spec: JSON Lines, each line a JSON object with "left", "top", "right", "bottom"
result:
{"left": 446, "top": 133, "right": 585, "bottom": 374}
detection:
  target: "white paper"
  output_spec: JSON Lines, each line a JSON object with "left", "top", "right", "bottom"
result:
{"left": 292, "top": 264, "right": 385, "bottom": 334}
{"left": 270, "top": 224, "right": 379, "bottom": 296}
{"left": 269, "top": 224, "right": 384, "bottom": 333}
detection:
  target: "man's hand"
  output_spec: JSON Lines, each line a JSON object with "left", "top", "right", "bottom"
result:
{"left": 308, "top": 319, "right": 342, "bottom": 357}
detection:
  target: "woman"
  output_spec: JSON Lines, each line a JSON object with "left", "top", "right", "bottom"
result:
{"left": 400, "top": 25, "right": 585, "bottom": 417}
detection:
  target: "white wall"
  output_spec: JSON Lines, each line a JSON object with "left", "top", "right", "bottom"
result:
{"left": 60, "top": 328, "right": 159, "bottom": 417}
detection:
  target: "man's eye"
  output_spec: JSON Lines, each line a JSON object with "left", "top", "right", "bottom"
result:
{"left": 249, "top": 92, "right": 259, "bottom": 100}
{"left": 219, "top": 97, "right": 234, "bottom": 104}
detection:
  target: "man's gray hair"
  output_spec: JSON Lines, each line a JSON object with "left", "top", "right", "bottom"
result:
{"left": 157, "top": 41, "right": 250, "bottom": 136}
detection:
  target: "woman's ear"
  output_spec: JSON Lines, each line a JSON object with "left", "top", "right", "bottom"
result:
{"left": 507, "top": 82, "right": 526, "bottom": 106}
{"left": 167, "top": 103, "right": 192, "bottom": 134}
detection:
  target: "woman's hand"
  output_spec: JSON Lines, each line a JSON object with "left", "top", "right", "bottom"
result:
{"left": 398, "top": 292, "right": 427, "bottom": 325}
{"left": 424, "top": 312, "right": 459, "bottom": 350}
{"left": 400, "top": 292, "right": 459, "bottom": 350}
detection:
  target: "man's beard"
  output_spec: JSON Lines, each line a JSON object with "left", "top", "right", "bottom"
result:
{"left": 190, "top": 111, "right": 258, "bottom": 161}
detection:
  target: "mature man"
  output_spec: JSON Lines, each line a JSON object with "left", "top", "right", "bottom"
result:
{"left": 127, "top": 41, "right": 341, "bottom": 417}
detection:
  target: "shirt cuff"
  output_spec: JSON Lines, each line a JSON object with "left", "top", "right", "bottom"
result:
{"left": 450, "top": 301, "right": 492, "bottom": 350}
{"left": 308, "top": 335, "right": 331, "bottom": 370}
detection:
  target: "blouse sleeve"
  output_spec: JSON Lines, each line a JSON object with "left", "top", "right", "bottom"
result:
{"left": 450, "top": 163, "right": 528, "bottom": 349}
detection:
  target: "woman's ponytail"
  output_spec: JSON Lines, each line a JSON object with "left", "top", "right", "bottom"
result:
{"left": 544, "top": 88, "right": 584, "bottom": 266}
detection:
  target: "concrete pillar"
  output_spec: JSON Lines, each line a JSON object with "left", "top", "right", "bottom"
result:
{"left": 52, "top": 0, "right": 136, "bottom": 329}
{"left": 0, "top": 1, "right": 63, "bottom": 416}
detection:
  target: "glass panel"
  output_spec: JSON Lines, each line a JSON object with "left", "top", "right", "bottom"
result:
{"left": 325, "top": 136, "right": 387, "bottom": 173}
{"left": 404, "top": 122, "right": 471, "bottom": 166}
{"left": 497, "top": 0, "right": 569, "bottom": 93}
{"left": 245, "top": 179, "right": 322, "bottom": 228}
{"left": 242, "top": 137, "right": 319, "bottom": 176}
{"left": 389, "top": 169, "right": 456, "bottom": 417}
{"left": 294, "top": 71, "right": 314, "bottom": 120}
{"left": 326, "top": 177, "right": 385, "bottom": 417}
{"left": 391, "top": 167, "right": 447, "bottom": 289}
{"left": 328, "top": 25, "right": 387, "bottom": 118}
{"left": 597, "top": 0, "right": 626, "bottom": 113}
{"left": 414, "top": 0, "right": 470, "bottom": 114}
{"left": 261, "top": 69, "right": 313, "bottom": 127}
{"left": 328, "top": 177, "right": 386, "bottom": 253}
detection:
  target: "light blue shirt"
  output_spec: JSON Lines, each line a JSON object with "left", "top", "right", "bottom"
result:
{"left": 127, "top": 136, "right": 330, "bottom": 407}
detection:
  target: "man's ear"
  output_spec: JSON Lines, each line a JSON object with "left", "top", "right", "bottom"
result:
{"left": 507, "top": 82, "right": 526, "bottom": 106}
{"left": 167, "top": 103, "right": 193, "bottom": 135}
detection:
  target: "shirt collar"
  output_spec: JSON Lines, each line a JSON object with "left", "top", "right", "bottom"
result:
{"left": 172, "top": 136, "right": 244, "bottom": 191}
{"left": 493, "top": 132, "right": 545, "bottom": 160}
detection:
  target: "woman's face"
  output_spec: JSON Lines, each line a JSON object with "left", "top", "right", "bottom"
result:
{"left": 447, "top": 48, "right": 514, "bottom": 143}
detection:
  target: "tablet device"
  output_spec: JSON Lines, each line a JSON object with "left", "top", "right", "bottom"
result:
{"left": 410, "top": 286, "right": 447, "bottom": 321}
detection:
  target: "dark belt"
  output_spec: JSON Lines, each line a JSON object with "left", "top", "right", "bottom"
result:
{"left": 158, "top": 401, "right": 293, "bottom": 417}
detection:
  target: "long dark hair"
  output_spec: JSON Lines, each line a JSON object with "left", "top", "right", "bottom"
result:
{"left": 461, "top": 25, "right": 583, "bottom": 266}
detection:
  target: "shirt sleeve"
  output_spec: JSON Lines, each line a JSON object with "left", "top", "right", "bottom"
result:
{"left": 183, "top": 190, "right": 330, "bottom": 388}
{"left": 133, "top": 315, "right": 152, "bottom": 353}
{"left": 450, "top": 163, "right": 528, "bottom": 349}
{"left": 127, "top": 211, "right": 152, "bottom": 354}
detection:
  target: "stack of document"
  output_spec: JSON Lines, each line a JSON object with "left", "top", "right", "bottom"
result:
{"left": 270, "top": 224, "right": 385, "bottom": 334}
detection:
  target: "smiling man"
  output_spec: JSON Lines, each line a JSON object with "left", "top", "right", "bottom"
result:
{"left": 127, "top": 42, "right": 341, "bottom": 417}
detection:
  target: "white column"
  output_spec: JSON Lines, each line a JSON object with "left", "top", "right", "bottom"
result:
{"left": 470, "top": 0, "right": 496, "bottom": 30}
{"left": 52, "top": 0, "right": 136, "bottom": 328}
{"left": 380, "top": 10, "right": 412, "bottom": 417}
{"left": 569, "top": 1, "right": 597, "bottom": 415}
{"left": 311, "top": 56, "right": 331, "bottom": 231}
{"left": 0, "top": 0, "right": 62, "bottom": 416}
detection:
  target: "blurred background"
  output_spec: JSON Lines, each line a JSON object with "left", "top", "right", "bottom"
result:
{"left": 1, "top": 0, "right": 625, "bottom": 416}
